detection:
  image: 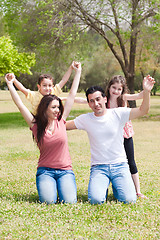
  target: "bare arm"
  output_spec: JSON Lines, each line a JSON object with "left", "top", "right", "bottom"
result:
{"left": 5, "top": 75, "right": 34, "bottom": 127}
{"left": 74, "top": 97, "right": 87, "bottom": 104}
{"left": 58, "top": 62, "right": 74, "bottom": 89}
{"left": 123, "top": 76, "right": 150, "bottom": 102}
{"left": 66, "top": 120, "right": 77, "bottom": 130}
{"left": 62, "top": 62, "right": 81, "bottom": 121}
{"left": 129, "top": 76, "right": 155, "bottom": 120}
{"left": 61, "top": 96, "right": 87, "bottom": 104}
{"left": 14, "top": 79, "right": 29, "bottom": 97}
{"left": 5, "top": 73, "right": 29, "bottom": 96}
{"left": 123, "top": 91, "right": 144, "bottom": 101}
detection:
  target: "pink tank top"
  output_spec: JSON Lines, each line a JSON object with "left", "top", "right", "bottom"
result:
{"left": 31, "top": 118, "right": 72, "bottom": 170}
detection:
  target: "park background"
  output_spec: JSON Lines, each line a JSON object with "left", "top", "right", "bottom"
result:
{"left": 0, "top": 0, "right": 160, "bottom": 239}
{"left": 0, "top": 91, "right": 160, "bottom": 239}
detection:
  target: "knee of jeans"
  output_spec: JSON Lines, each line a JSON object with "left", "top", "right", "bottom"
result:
{"left": 39, "top": 196, "right": 57, "bottom": 205}
{"left": 61, "top": 198, "right": 77, "bottom": 204}
{"left": 70, "top": 198, "right": 77, "bottom": 204}
{"left": 112, "top": 186, "right": 137, "bottom": 204}
{"left": 119, "top": 194, "right": 137, "bottom": 204}
{"left": 88, "top": 195, "right": 106, "bottom": 205}
{"left": 59, "top": 196, "right": 77, "bottom": 204}
{"left": 123, "top": 198, "right": 137, "bottom": 204}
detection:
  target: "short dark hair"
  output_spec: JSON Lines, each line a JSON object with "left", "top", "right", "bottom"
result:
{"left": 38, "top": 74, "right": 54, "bottom": 85}
{"left": 85, "top": 86, "right": 106, "bottom": 102}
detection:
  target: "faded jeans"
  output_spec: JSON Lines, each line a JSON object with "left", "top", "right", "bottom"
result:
{"left": 88, "top": 162, "right": 137, "bottom": 204}
{"left": 36, "top": 167, "right": 77, "bottom": 204}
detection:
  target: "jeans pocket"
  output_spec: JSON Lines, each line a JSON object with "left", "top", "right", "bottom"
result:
{"left": 36, "top": 167, "right": 47, "bottom": 177}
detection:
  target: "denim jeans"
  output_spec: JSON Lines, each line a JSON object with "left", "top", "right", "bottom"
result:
{"left": 36, "top": 167, "right": 77, "bottom": 204}
{"left": 88, "top": 162, "right": 137, "bottom": 204}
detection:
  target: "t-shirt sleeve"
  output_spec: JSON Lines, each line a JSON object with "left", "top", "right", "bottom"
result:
{"left": 74, "top": 114, "right": 87, "bottom": 130}
{"left": 30, "top": 124, "right": 38, "bottom": 141}
{"left": 116, "top": 107, "right": 131, "bottom": 126}
{"left": 26, "top": 90, "right": 35, "bottom": 102}
{"left": 52, "top": 84, "right": 62, "bottom": 96}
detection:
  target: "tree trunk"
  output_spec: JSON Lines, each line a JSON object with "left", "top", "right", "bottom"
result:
{"left": 127, "top": 75, "right": 136, "bottom": 108}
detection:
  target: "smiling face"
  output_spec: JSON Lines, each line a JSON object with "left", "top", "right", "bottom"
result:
{"left": 46, "top": 99, "right": 60, "bottom": 120}
{"left": 88, "top": 91, "right": 107, "bottom": 116}
{"left": 109, "top": 82, "right": 123, "bottom": 99}
{"left": 37, "top": 78, "right": 53, "bottom": 96}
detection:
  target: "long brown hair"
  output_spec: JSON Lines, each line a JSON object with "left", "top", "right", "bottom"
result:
{"left": 33, "top": 95, "right": 64, "bottom": 146}
{"left": 105, "top": 75, "right": 129, "bottom": 108}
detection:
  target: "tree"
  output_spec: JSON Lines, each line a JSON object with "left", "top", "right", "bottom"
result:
{"left": 134, "top": 24, "right": 160, "bottom": 95}
{"left": 60, "top": 0, "right": 160, "bottom": 105}
{"left": 136, "top": 25, "right": 160, "bottom": 72}
{"left": 0, "top": 36, "right": 35, "bottom": 90}
{"left": 1, "top": 0, "right": 82, "bottom": 86}
{"left": 2, "top": 1, "right": 120, "bottom": 90}
{"left": 2, "top": 1, "right": 159, "bottom": 96}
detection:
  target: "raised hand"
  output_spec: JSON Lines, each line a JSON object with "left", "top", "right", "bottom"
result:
{"left": 5, "top": 73, "right": 15, "bottom": 83}
{"left": 143, "top": 75, "right": 155, "bottom": 92}
{"left": 72, "top": 61, "right": 81, "bottom": 71}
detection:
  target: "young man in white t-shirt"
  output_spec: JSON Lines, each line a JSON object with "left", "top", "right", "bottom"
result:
{"left": 66, "top": 76, "right": 155, "bottom": 204}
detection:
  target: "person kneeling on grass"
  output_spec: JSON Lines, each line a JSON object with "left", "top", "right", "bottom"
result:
{"left": 5, "top": 61, "right": 81, "bottom": 204}
{"left": 66, "top": 75, "right": 155, "bottom": 204}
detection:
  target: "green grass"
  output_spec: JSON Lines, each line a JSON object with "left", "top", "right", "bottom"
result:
{"left": 0, "top": 112, "right": 28, "bottom": 128}
{"left": 0, "top": 92, "right": 160, "bottom": 239}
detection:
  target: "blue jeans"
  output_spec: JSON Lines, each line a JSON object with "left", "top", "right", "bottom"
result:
{"left": 88, "top": 163, "right": 137, "bottom": 204}
{"left": 36, "top": 167, "right": 77, "bottom": 204}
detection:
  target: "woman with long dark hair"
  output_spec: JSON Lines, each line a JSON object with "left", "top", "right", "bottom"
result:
{"left": 5, "top": 61, "right": 81, "bottom": 204}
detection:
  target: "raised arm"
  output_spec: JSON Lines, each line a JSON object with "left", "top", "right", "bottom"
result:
{"left": 123, "top": 91, "right": 144, "bottom": 102}
{"left": 74, "top": 97, "right": 87, "bottom": 104}
{"left": 61, "top": 96, "right": 87, "bottom": 104}
{"left": 129, "top": 75, "right": 155, "bottom": 120}
{"left": 58, "top": 62, "right": 74, "bottom": 89}
{"left": 62, "top": 62, "right": 81, "bottom": 121}
{"left": 5, "top": 73, "right": 29, "bottom": 97}
{"left": 5, "top": 75, "right": 34, "bottom": 127}
{"left": 66, "top": 120, "right": 77, "bottom": 130}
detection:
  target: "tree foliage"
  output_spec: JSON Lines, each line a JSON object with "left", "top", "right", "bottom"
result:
{"left": 1, "top": 1, "right": 120, "bottom": 90}
{"left": 0, "top": 36, "right": 35, "bottom": 76}
{"left": 1, "top": 0, "right": 160, "bottom": 95}
{"left": 60, "top": 0, "right": 160, "bottom": 97}
{"left": 1, "top": 0, "right": 82, "bottom": 82}
{"left": 136, "top": 25, "right": 160, "bottom": 76}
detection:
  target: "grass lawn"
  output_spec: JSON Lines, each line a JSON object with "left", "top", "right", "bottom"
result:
{"left": 0, "top": 91, "right": 160, "bottom": 239}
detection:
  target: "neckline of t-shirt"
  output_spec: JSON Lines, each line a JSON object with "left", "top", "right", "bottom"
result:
{"left": 91, "top": 111, "right": 109, "bottom": 119}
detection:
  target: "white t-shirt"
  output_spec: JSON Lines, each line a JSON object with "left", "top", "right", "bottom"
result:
{"left": 74, "top": 107, "right": 131, "bottom": 166}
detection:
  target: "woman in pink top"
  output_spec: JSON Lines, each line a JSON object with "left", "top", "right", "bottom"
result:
{"left": 5, "top": 61, "right": 81, "bottom": 204}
